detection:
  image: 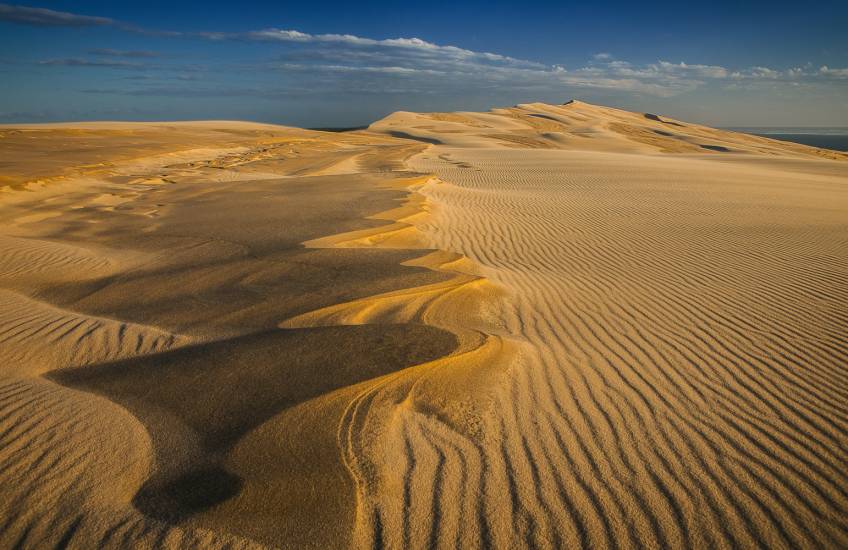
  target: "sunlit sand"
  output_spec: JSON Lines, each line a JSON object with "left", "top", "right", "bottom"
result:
{"left": 1, "top": 102, "right": 847, "bottom": 548}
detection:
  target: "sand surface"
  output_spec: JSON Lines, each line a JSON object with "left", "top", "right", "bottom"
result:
{"left": 1, "top": 102, "right": 847, "bottom": 548}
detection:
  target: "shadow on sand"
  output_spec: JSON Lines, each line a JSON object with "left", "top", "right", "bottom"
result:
{"left": 50, "top": 323, "right": 457, "bottom": 524}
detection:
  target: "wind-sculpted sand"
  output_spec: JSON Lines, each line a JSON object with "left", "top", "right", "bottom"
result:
{"left": 363, "top": 101, "right": 848, "bottom": 548}
{"left": 1, "top": 102, "right": 847, "bottom": 549}
{"left": 0, "top": 121, "right": 468, "bottom": 548}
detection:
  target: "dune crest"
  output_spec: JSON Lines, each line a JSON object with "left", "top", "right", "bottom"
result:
{"left": 369, "top": 100, "right": 848, "bottom": 160}
{"left": 0, "top": 123, "right": 466, "bottom": 547}
{"left": 1, "top": 102, "right": 847, "bottom": 548}
{"left": 278, "top": 172, "right": 523, "bottom": 548}
{"left": 354, "top": 101, "right": 848, "bottom": 548}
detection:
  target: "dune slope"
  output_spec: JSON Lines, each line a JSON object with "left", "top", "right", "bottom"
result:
{"left": 1, "top": 102, "right": 847, "bottom": 549}
{"left": 0, "top": 123, "right": 471, "bottom": 548}
{"left": 351, "top": 101, "right": 848, "bottom": 549}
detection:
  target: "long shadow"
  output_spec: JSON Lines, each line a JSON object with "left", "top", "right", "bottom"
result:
{"left": 699, "top": 144, "right": 732, "bottom": 152}
{"left": 645, "top": 113, "right": 686, "bottom": 127}
{"left": 528, "top": 113, "right": 561, "bottom": 122}
{"left": 386, "top": 131, "right": 443, "bottom": 145}
{"left": 49, "top": 323, "right": 457, "bottom": 523}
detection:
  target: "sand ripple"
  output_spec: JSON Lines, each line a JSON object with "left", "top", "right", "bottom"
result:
{"left": 364, "top": 143, "right": 848, "bottom": 548}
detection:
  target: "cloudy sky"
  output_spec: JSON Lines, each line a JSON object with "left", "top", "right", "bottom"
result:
{"left": 1, "top": 1, "right": 847, "bottom": 127}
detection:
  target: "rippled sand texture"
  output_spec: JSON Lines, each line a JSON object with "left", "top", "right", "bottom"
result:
{"left": 0, "top": 122, "right": 470, "bottom": 548}
{"left": 2, "top": 102, "right": 847, "bottom": 550}
{"left": 357, "top": 101, "right": 848, "bottom": 548}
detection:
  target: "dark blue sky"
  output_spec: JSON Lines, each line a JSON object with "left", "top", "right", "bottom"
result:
{"left": 2, "top": 1, "right": 847, "bottom": 126}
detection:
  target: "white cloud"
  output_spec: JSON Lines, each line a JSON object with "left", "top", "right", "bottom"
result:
{"left": 244, "top": 28, "right": 538, "bottom": 69}
{"left": 820, "top": 65, "right": 848, "bottom": 78}
{"left": 747, "top": 66, "right": 780, "bottom": 78}
{"left": 9, "top": 3, "right": 845, "bottom": 100}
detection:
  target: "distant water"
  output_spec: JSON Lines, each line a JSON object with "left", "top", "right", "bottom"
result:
{"left": 724, "top": 127, "right": 848, "bottom": 151}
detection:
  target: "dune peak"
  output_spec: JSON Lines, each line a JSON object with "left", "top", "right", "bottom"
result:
{"left": 367, "top": 100, "right": 847, "bottom": 160}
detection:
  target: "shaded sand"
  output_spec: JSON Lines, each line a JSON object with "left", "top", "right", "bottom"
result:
{"left": 1, "top": 102, "right": 848, "bottom": 549}
{"left": 0, "top": 122, "right": 470, "bottom": 548}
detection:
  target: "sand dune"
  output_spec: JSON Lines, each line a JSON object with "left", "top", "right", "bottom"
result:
{"left": 370, "top": 100, "right": 848, "bottom": 160}
{"left": 0, "top": 289, "right": 184, "bottom": 376}
{"left": 357, "top": 101, "right": 848, "bottom": 548}
{"left": 1, "top": 102, "right": 847, "bottom": 548}
{"left": 0, "top": 122, "right": 457, "bottom": 547}
{"left": 0, "top": 234, "right": 115, "bottom": 283}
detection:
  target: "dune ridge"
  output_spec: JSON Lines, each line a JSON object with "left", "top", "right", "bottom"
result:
{"left": 0, "top": 102, "right": 847, "bottom": 549}
{"left": 0, "top": 121, "right": 499, "bottom": 548}
{"left": 0, "top": 124, "right": 452, "bottom": 548}
{"left": 276, "top": 100, "right": 847, "bottom": 547}
{"left": 0, "top": 289, "right": 185, "bottom": 376}
{"left": 370, "top": 100, "right": 848, "bottom": 160}
{"left": 278, "top": 172, "right": 524, "bottom": 548}
{"left": 350, "top": 100, "right": 848, "bottom": 548}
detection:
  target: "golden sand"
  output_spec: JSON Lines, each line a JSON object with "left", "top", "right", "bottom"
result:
{"left": 1, "top": 102, "right": 847, "bottom": 548}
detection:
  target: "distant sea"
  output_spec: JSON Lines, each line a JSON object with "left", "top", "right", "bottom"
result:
{"left": 724, "top": 127, "right": 848, "bottom": 151}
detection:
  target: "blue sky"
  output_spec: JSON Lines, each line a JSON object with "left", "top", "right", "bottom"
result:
{"left": 1, "top": 1, "right": 847, "bottom": 127}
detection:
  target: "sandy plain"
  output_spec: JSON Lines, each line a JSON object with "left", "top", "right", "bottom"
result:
{"left": 1, "top": 101, "right": 847, "bottom": 549}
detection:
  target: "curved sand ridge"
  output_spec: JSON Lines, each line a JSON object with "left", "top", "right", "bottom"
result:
{"left": 0, "top": 234, "right": 185, "bottom": 376}
{"left": 0, "top": 290, "right": 184, "bottom": 376}
{"left": 0, "top": 124, "right": 297, "bottom": 548}
{"left": 355, "top": 101, "right": 848, "bottom": 548}
{"left": 0, "top": 121, "right": 500, "bottom": 548}
{"left": 279, "top": 173, "right": 523, "bottom": 548}
{"left": 1, "top": 105, "right": 847, "bottom": 549}
{"left": 0, "top": 376, "right": 262, "bottom": 549}
{"left": 0, "top": 170, "right": 197, "bottom": 377}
